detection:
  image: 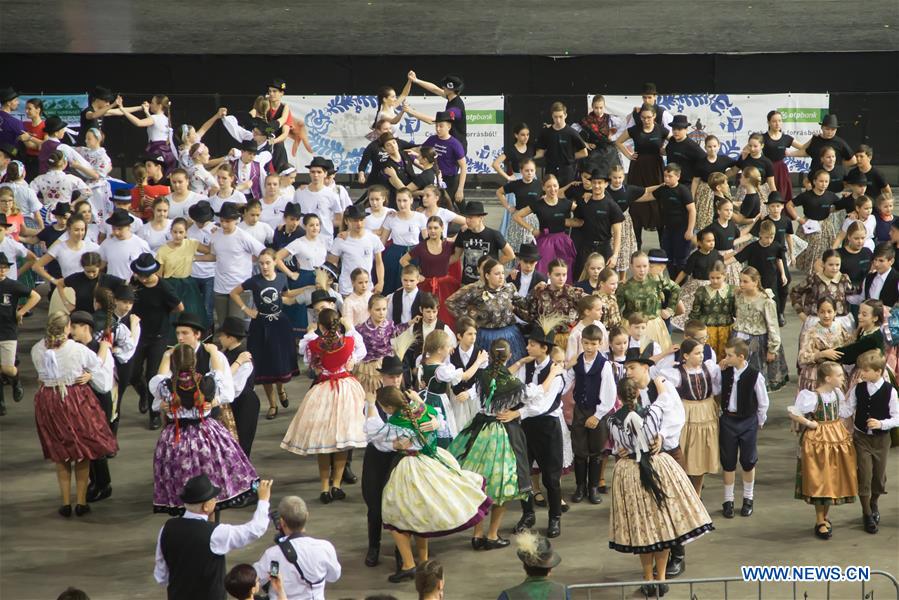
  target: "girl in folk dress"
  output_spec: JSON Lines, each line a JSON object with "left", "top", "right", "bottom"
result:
{"left": 354, "top": 295, "right": 416, "bottom": 404}
{"left": 513, "top": 174, "right": 577, "bottom": 282}
{"left": 822, "top": 299, "right": 887, "bottom": 388}
{"left": 736, "top": 133, "right": 776, "bottom": 206}
{"left": 496, "top": 158, "right": 539, "bottom": 252}
{"left": 616, "top": 252, "right": 675, "bottom": 352}
{"left": 74, "top": 128, "right": 113, "bottom": 219}
{"left": 672, "top": 229, "right": 723, "bottom": 331}
{"left": 689, "top": 261, "right": 736, "bottom": 361}
{"left": 692, "top": 136, "right": 737, "bottom": 231}
{"left": 732, "top": 267, "right": 789, "bottom": 391}
{"left": 30, "top": 150, "right": 91, "bottom": 211}
{"left": 790, "top": 170, "right": 840, "bottom": 275}
{"left": 797, "top": 297, "right": 854, "bottom": 393}
{"left": 523, "top": 259, "right": 584, "bottom": 352}
{"left": 606, "top": 164, "right": 643, "bottom": 275}
{"left": 342, "top": 268, "right": 374, "bottom": 327}
{"left": 281, "top": 309, "right": 368, "bottom": 503}
{"left": 595, "top": 267, "right": 622, "bottom": 331}
{"left": 402, "top": 216, "right": 461, "bottom": 328}
{"left": 762, "top": 110, "right": 802, "bottom": 201}
{"left": 574, "top": 252, "right": 606, "bottom": 295}
{"left": 120, "top": 95, "right": 177, "bottom": 175}
{"left": 707, "top": 196, "right": 753, "bottom": 286}
{"left": 788, "top": 362, "right": 858, "bottom": 539}
{"left": 790, "top": 249, "right": 855, "bottom": 336}
{"left": 156, "top": 217, "right": 211, "bottom": 328}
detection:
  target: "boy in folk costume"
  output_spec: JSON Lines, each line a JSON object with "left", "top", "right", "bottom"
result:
{"left": 228, "top": 140, "right": 272, "bottom": 201}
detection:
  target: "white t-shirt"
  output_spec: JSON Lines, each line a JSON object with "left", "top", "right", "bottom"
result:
{"left": 140, "top": 220, "right": 173, "bottom": 253}
{"left": 259, "top": 196, "right": 290, "bottom": 229}
{"left": 209, "top": 190, "right": 247, "bottom": 214}
{"left": 329, "top": 232, "right": 385, "bottom": 295}
{"left": 364, "top": 208, "right": 394, "bottom": 233}
{"left": 282, "top": 235, "right": 328, "bottom": 271}
{"left": 188, "top": 222, "right": 216, "bottom": 279}
{"left": 99, "top": 235, "right": 151, "bottom": 280}
{"left": 148, "top": 113, "right": 170, "bottom": 143}
{"left": 238, "top": 221, "right": 274, "bottom": 246}
{"left": 0, "top": 237, "right": 28, "bottom": 280}
{"left": 383, "top": 211, "right": 427, "bottom": 246}
{"left": 165, "top": 191, "right": 204, "bottom": 220}
{"left": 48, "top": 239, "right": 101, "bottom": 278}
{"left": 423, "top": 207, "right": 461, "bottom": 238}
{"left": 210, "top": 228, "right": 266, "bottom": 294}
{"left": 841, "top": 214, "right": 877, "bottom": 251}
{"left": 294, "top": 187, "right": 341, "bottom": 241}
{"left": 326, "top": 182, "right": 353, "bottom": 212}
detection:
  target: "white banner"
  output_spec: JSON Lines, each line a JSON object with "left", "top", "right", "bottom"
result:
{"left": 282, "top": 95, "right": 504, "bottom": 174}
{"left": 593, "top": 93, "right": 829, "bottom": 173}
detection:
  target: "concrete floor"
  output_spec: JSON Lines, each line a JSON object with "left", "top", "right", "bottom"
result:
{"left": 1, "top": 204, "right": 899, "bottom": 600}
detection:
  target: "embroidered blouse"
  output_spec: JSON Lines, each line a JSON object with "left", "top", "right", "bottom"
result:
{"left": 616, "top": 276, "right": 680, "bottom": 320}
{"left": 732, "top": 290, "right": 781, "bottom": 353}
{"left": 789, "top": 272, "right": 853, "bottom": 318}
{"left": 689, "top": 284, "right": 736, "bottom": 327}
{"left": 594, "top": 291, "right": 621, "bottom": 330}
{"left": 446, "top": 282, "right": 524, "bottom": 329}
{"left": 797, "top": 322, "right": 853, "bottom": 370}
{"left": 357, "top": 318, "right": 411, "bottom": 362}
{"left": 524, "top": 284, "right": 584, "bottom": 332}
{"left": 792, "top": 389, "right": 853, "bottom": 420}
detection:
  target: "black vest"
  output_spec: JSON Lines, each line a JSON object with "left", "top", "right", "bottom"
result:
{"left": 194, "top": 344, "right": 211, "bottom": 374}
{"left": 391, "top": 289, "right": 421, "bottom": 323}
{"left": 675, "top": 364, "right": 713, "bottom": 401}
{"left": 159, "top": 517, "right": 226, "bottom": 600}
{"left": 222, "top": 344, "right": 255, "bottom": 392}
{"left": 572, "top": 353, "right": 608, "bottom": 409}
{"left": 449, "top": 346, "right": 478, "bottom": 394}
{"left": 864, "top": 269, "right": 899, "bottom": 308}
{"left": 639, "top": 380, "right": 660, "bottom": 407}
{"left": 524, "top": 360, "right": 563, "bottom": 416}
{"left": 720, "top": 366, "right": 760, "bottom": 418}
{"left": 854, "top": 381, "right": 892, "bottom": 435}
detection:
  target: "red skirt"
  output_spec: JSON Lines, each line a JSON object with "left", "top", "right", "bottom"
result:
{"left": 34, "top": 384, "right": 118, "bottom": 463}
{"left": 773, "top": 160, "right": 793, "bottom": 201}
{"left": 420, "top": 266, "right": 462, "bottom": 328}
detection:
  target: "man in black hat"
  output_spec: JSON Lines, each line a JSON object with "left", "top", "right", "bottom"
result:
{"left": 497, "top": 531, "right": 566, "bottom": 600}
{"left": 570, "top": 170, "right": 625, "bottom": 276}
{"left": 795, "top": 113, "right": 856, "bottom": 176}
{"left": 406, "top": 70, "right": 467, "bottom": 151}
{"left": 535, "top": 101, "right": 589, "bottom": 186}
{"left": 100, "top": 208, "right": 151, "bottom": 280}
{"left": 452, "top": 201, "right": 515, "bottom": 285}
{"left": 664, "top": 115, "right": 705, "bottom": 187}
{"left": 216, "top": 317, "right": 259, "bottom": 457}
{"left": 228, "top": 139, "right": 271, "bottom": 201}
{"left": 420, "top": 111, "right": 468, "bottom": 204}
{"left": 296, "top": 156, "right": 342, "bottom": 242}
{"left": 154, "top": 476, "right": 273, "bottom": 600}
{"left": 0, "top": 252, "right": 40, "bottom": 415}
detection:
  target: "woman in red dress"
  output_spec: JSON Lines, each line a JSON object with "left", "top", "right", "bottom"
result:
{"left": 400, "top": 216, "right": 460, "bottom": 327}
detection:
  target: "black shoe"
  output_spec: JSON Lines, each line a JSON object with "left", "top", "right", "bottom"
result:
{"left": 58, "top": 505, "right": 72, "bottom": 518}
{"left": 12, "top": 378, "right": 23, "bottom": 402}
{"left": 319, "top": 491, "right": 332, "bottom": 504}
{"left": 740, "top": 499, "right": 754, "bottom": 517}
{"left": 532, "top": 492, "right": 547, "bottom": 507}
{"left": 87, "top": 485, "right": 112, "bottom": 503}
{"left": 722, "top": 501, "right": 735, "bottom": 518}
{"left": 470, "top": 537, "right": 486, "bottom": 550}
{"left": 279, "top": 391, "right": 289, "bottom": 408}
{"left": 149, "top": 415, "right": 161, "bottom": 430}
{"left": 546, "top": 517, "right": 561, "bottom": 538}
{"left": 330, "top": 486, "right": 346, "bottom": 501}
{"left": 864, "top": 515, "right": 878, "bottom": 534}
{"left": 814, "top": 522, "right": 832, "bottom": 540}
{"left": 571, "top": 484, "right": 586, "bottom": 503}
{"left": 482, "top": 536, "right": 510, "bottom": 550}
{"left": 778, "top": 314, "right": 786, "bottom": 327}
{"left": 588, "top": 487, "right": 603, "bottom": 505}
{"left": 342, "top": 465, "right": 358, "bottom": 485}
{"left": 138, "top": 393, "right": 149, "bottom": 414}
{"left": 514, "top": 512, "right": 536, "bottom": 533}
{"left": 387, "top": 567, "right": 416, "bottom": 583}
{"left": 871, "top": 502, "right": 880, "bottom": 524}
{"left": 639, "top": 583, "right": 658, "bottom": 597}
{"left": 74, "top": 504, "right": 91, "bottom": 516}
{"left": 560, "top": 501, "right": 570, "bottom": 514}
{"left": 666, "top": 554, "right": 685, "bottom": 578}
{"left": 364, "top": 546, "right": 379, "bottom": 567}
{"left": 657, "top": 583, "right": 670, "bottom": 597}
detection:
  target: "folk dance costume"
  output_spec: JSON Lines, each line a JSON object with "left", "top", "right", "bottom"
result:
{"left": 149, "top": 368, "right": 259, "bottom": 514}
{"left": 660, "top": 363, "right": 722, "bottom": 478}
{"left": 370, "top": 401, "right": 491, "bottom": 537}
{"left": 732, "top": 290, "right": 789, "bottom": 391}
{"left": 219, "top": 318, "right": 260, "bottom": 458}
{"left": 790, "top": 272, "right": 856, "bottom": 335}
{"left": 606, "top": 184, "right": 641, "bottom": 270}
{"left": 446, "top": 281, "right": 528, "bottom": 361}
{"left": 419, "top": 362, "right": 464, "bottom": 447}
{"left": 523, "top": 284, "right": 584, "bottom": 353}
{"left": 689, "top": 285, "right": 735, "bottom": 362}
{"left": 671, "top": 248, "right": 723, "bottom": 331}
{"left": 616, "top": 275, "right": 677, "bottom": 351}
{"left": 708, "top": 217, "right": 744, "bottom": 286}
{"left": 796, "top": 321, "right": 853, "bottom": 392}
{"left": 835, "top": 328, "right": 886, "bottom": 390}
{"left": 281, "top": 332, "right": 368, "bottom": 455}
{"left": 793, "top": 189, "right": 840, "bottom": 275}
{"left": 531, "top": 199, "right": 577, "bottom": 282}
{"left": 241, "top": 272, "right": 299, "bottom": 384}
{"left": 355, "top": 318, "right": 411, "bottom": 402}
{"left": 791, "top": 390, "right": 857, "bottom": 506}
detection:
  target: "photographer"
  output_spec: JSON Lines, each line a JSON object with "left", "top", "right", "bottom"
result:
{"left": 225, "top": 563, "right": 287, "bottom": 600}
{"left": 253, "top": 496, "right": 341, "bottom": 600}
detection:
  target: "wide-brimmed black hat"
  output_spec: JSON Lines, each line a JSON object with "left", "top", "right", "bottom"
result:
{"left": 105, "top": 208, "right": 134, "bottom": 227}
{"left": 306, "top": 156, "right": 331, "bottom": 170}
{"left": 842, "top": 170, "right": 868, "bottom": 186}
{"left": 528, "top": 328, "right": 556, "bottom": 348}
{"left": 647, "top": 248, "right": 668, "bottom": 264}
{"left": 180, "top": 474, "right": 221, "bottom": 504}
{"left": 440, "top": 74, "right": 464, "bottom": 92}
{"left": 669, "top": 115, "right": 690, "bottom": 129}
{"left": 0, "top": 143, "right": 16, "bottom": 158}
{"left": 323, "top": 158, "right": 337, "bottom": 175}
{"left": 590, "top": 168, "right": 611, "bottom": 182}
{"left": 461, "top": 201, "right": 487, "bottom": 216}
{"left": 282, "top": 202, "right": 302, "bottom": 219}
{"left": 435, "top": 110, "right": 455, "bottom": 123}
{"left": 343, "top": 205, "right": 365, "bottom": 221}
{"left": 188, "top": 200, "right": 215, "bottom": 223}
{"left": 51, "top": 202, "right": 72, "bottom": 216}
{"left": 217, "top": 316, "right": 247, "bottom": 338}
{"left": 43, "top": 116, "right": 67, "bottom": 134}
{"left": 239, "top": 140, "right": 258, "bottom": 153}
{"left": 113, "top": 284, "right": 135, "bottom": 302}
{"left": 820, "top": 114, "right": 839, "bottom": 128}
{"left": 217, "top": 202, "right": 242, "bottom": 221}
{"left": 319, "top": 262, "right": 340, "bottom": 281}
{"left": 641, "top": 82, "right": 658, "bottom": 95}
{"left": 91, "top": 86, "right": 116, "bottom": 102}
{"left": 516, "top": 532, "right": 562, "bottom": 569}
{"left": 624, "top": 346, "right": 655, "bottom": 366}
{"left": 175, "top": 312, "right": 205, "bottom": 332}
{"left": 765, "top": 191, "right": 785, "bottom": 205}
{"left": 0, "top": 252, "right": 11, "bottom": 267}
{"left": 0, "top": 87, "right": 18, "bottom": 103}
{"left": 516, "top": 243, "right": 541, "bottom": 262}
{"left": 310, "top": 289, "right": 336, "bottom": 307}
{"left": 130, "top": 252, "right": 160, "bottom": 275}
{"left": 377, "top": 355, "right": 404, "bottom": 375}
{"left": 69, "top": 310, "right": 96, "bottom": 328}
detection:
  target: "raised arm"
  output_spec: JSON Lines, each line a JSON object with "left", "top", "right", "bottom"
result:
{"left": 120, "top": 100, "right": 154, "bottom": 128}
{"left": 408, "top": 71, "right": 447, "bottom": 97}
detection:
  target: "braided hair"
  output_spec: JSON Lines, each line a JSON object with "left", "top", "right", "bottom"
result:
{"left": 45, "top": 311, "right": 70, "bottom": 349}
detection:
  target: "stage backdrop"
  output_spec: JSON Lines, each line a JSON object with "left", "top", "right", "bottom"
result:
{"left": 10, "top": 93, "right": 89, "bottom": 136}
{"left": 593, "top": 93, "right": 829, "bottom": 173}
{"left": 282, "top": 95, "right": 504, "bottom": 174}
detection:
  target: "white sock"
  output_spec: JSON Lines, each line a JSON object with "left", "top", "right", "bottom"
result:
{"left": 724, "top": 483, "right": 735, "bottom": 502}
{"left": 743, "top": 480, "right": 755, "bottom": 500}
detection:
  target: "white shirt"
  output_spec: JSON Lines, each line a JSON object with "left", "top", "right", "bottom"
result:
{"left": 516, "top": 270, "right": 535, "bottom": 298}
{"left": 563, "top": 355, "right": 618, "bottom": 419}
{"left": 140, "top": 220, "right": 173, "bottom": 253}
{"left": 148, "top": 113, "right": 170, "bottom": 142}
{"left": 47, "top": 239, "right": 101, "bottom": 278}
{"left": 99, "top": 234, "right": 151, "bottom": 280}
{"left": 725, "top": 363, "right": 770, "bottom": 427}
{"left": 793, "top": 388, "right": 852, "bottom": 418}
{"left": 387, "top": 288, "right": 419, "bottom": 324}
{"left": 637, "top": 378, "right": 686, "bottom": 451}
{"left": 845, "top": 378, "right": 899, "bottom": 434}
{"left": 253, "top": 536, "right": 341, "bottom": 600}
{"left": 283, "top": 236, "right": 328, "bottom": 271}
{"left": 30, "top": 170, "right": 91, "bottom": 208}
{"left": 0, "top": 237, "right": 28, "bottom": 280}
{"left": 516, "top": 357, "right": 565, "bottom": 420}
{"left": 30, "top": 338, "right": 104, "bottom": 384}
{"left": 422, "top": 207, "right": 461, "bottom": 238}
{"left": 364, "top": 208, "right": 394, "bottom": 233}
{"left": 328, "top": 232, "right": 385, "bottom": 295}
{"left": 189, "top": 164, "right": 217, "bottom": 195}
{"left": 239, "top": 220, "right": 275, "bottom": 246}
{"left": 165, "top": 191, "right": 204, "bottom": 220}
{"left": 868, "top": 270, "right": 890, "bottom": 300}
{"left": 154, "top": 500, "right": 270, "bottom": 586}
{"left": 300, "top": 327, "right": 367, "bottom": 367}
{"left": 209, "top": 190, "right": 247, "bottom": 214}
{"left": 326, "top": 181, "right": 353, "bottom": 213}
{"left": 382, "top": 211, "right": 427, "bottom": 246}
{"left": 259, "top": 196, "right": 290, "bottom": 229}
{"left": 294, "top": 187, "right": 341, "bottom": 241}
{"left": 659, "top": 363, "right": 723, "bottom": 397}
{"left": 210, "top": 228, "right": 266, "bottom": 294}
{"left": 188, "top": 222, "right": 216, "bottom": 279}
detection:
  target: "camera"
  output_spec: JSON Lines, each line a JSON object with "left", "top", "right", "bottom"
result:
{"left": 270, "top": 560, "right": 280, "bottom": 578}
{"left": 269, "top": 509, "right": 284, "bottom": 542}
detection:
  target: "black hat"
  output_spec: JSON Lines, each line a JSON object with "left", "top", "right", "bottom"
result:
{"left": 0, "top": 143, "right": 16, "bottom": 158}
{"left": 323, "top": 158, "right": 337, "bottom": 175}
{"left": 70, "top": 310, "right": 96, "bottom": 328}
{"left": 820, "top": 114, "right": 839, "bottom": 128}
{"left": 175, "top": 312, "right": 205, "bottom": 332}
{"left": 180, "top": 474, "right": 221, "bottom": 504}
{"left": 642, "top": 82, "right": 658, "bottom": 95}
{"left": 516, "top": 532, "right": 562, "bottom": 569}
{"left": 310, "top": 289, "right": 336, "bottom": 307}
{"left": 440, "top": 74, "right": 464, "bottom": 92}
{"left": 130, "top": 252, "right": 160, "bottom": 275}
{"left": 435, "top": 111, "right": 455, "bottom": 123}
{"left": 113, "top": 284, "right": 135, "bottom": 302}
{"left": 647, "top": 248, "right": 668, "bottom": 264}
{"left": 377, "top": 355, "right": 404, "bottom": 375}
{"left": 268, "top": 78, "right": 287, "bottom": 92}
{"left": 669, "top": 115, "right": 690, "bottom": 129}
{"left": 343, "top": 205, "right": 365, "bottom": 221}
{"left": 218, "top": 316, "right": 247, "bottom": 338}
{"left": 590, "top": 168, "right": 611, "bottom": 182}
{"left": 516, "top": 243, "right": 541, "bottom": 262}
{"left": 0, "top": 214, "right": 8, "bottom": 229}
{"left": 112, "top": 188, "right": 133, "bottom": 203}
{"left": 239, "top": 140, "right": 258, "bottom": 153}
{"left": 306, "top": 156, "right": 331, "bottom": 170}
{"left": 105, "top": 208, "right": 134, "bottom": 227}
{"left": 43, "top": 116, "right": 67, "bottom": 134}
{"left": 188, "top": 200, "right": 215, "bottom": 223}
{"left": 319, "top": 262, "right": 340, "bottom": 281}
{"left": 624, "top": 346, "right": 655, "bottom": 366}
{"left": 217, "top": 202, "right": 242, "bottom": 221}
{"left": 141, "top": 153, "right": 166, "bottom": 166}
{"left": 461, "top": 201, "right": 487, "bottom": 216}
{"left": 0, "top": 252, "right": 11, "bottom": 267}
{"left": 282, "top": 202, "right": 303, "bottom": 219}
{"left": 51, "top": 202, "right": 72, "bottom": 217}
{"left": 0, "top": 87, "right": 18, "bottom": 103}
{"left": 91, "top": 86, "right": 116, "bottom": 102}
{"left": 765, "top": 191, "right": 785, "bottom": 205}
{"left": 843, "top": 170, "right": 868, "bottom": 186}
{"left": 528, "top": 328, "right": 556, "bottom": 348}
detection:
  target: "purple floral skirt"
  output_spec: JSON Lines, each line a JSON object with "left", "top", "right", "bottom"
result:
{"left": 537, "top": 232, "right": 577, "bottom": 283}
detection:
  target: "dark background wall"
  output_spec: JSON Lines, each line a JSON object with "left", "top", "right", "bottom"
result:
{"left": 8, "top": 52, "right": 899, "bottom": 178}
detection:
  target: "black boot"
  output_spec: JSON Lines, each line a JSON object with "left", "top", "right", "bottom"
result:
{"left": 587, "top": 456, "right": 603, "bottom": 504}
{"left": 571, "top": 458, "right": 587, "bottom": 503}
{"left": 515, "top": 495, "right": 537, "bottom": 533}
{"left": 666, "top": 544, "right": 685, "bottom": 578}
{"left": 342, "top": 451, "right": 357, "bottom": 484}
{"left": 11, "top": 375, "right": 23, "bottom": 403}
{"left": 546, "top": 516, "right": 561, "bottom": 538}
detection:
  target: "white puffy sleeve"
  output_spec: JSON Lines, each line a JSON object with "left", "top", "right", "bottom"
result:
{"left": 792, "top": 389, "right": 819, "bottom": 415}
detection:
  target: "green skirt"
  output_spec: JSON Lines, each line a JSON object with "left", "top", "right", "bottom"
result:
{"left": 165, "top": 277, "right": 207, "bottom": 331}
{"left": 448, "top": 416, "right": 528, "bottom": 504}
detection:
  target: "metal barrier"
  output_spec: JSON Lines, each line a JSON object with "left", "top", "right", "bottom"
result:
{"left": 567, "top": 570, "right": 899, "bottom": 599}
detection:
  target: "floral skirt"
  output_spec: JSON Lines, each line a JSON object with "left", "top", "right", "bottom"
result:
{"left": 795, "top": 420, "right": 858, "bottom": 505}
{"left": 153, "top": 418, "right": 258, "bottom": 514}
{"left": 280, "top": 377, "right": 367, "bottom": 455}
{"left": 616, "top": 210, "right": 639, "bottom": 272}
{"left": 724, "top": 258, "right": 743, "bottom": 287}
{"left": 681, "top": 397, "right": 721, "bottom": 476}
{"left": 733, "top": 332, "right": 789, "bottom": 391}
{"left": 506, "top": 210, "right": 537, "bottom": 254}
{"left": 449, "top": 415, "right": 530, "bottom": 504}
{"left": 609, "top": 452, "right": 714, "bottom": 554}
{"left": 671, "top": 277, "right": 706, "bottom": 331}
{"left": 537, "top": 232, "right": 577, "bottom": 283}
{"left": 34, "top": 384, "right": 118, "bottom": 463}
{"left": 796, "top": 218, "right": 837, "bottom": 275}
{"left": 382, "top": 448, "right": 492, "bottom": 537}
{"left": 695, "top": 183, "right": 716, "bottom": 232}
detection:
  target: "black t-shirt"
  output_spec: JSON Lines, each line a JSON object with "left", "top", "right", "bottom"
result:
{"left": 847, "top": 166, "right": 889, "bottom": 195}
{"left": 503, "top": 178, "right": 543, "bottom": 213}
{"left": 64, "top": 273, "right": 124, "bottom": 314}
{"left": 532, "top": 198, "right": 573, "bottom": 234}
{"left": 652, "top": 184, "right": 694, "bottom": 228}
{"left": 807, "top": 135, "right": 853, "bottom": 174}
{"left": 445, "top": 95, "right": 467, "bottom": 149}
{"left": 628, "top": 125, "right": 668, "bottom": 156}
{"left": 503, "top": 144, "right": 533, "bottom": 174}
{"left": 564, "top": 182, "right": 592, "bottom": 203}
{"left": 0, "top": 278, "right": 29, "bottom": 340}
{"left": 607, "top": 184, "right": 645, "bottom": 213}
{"left": 708, "top": 219, "right": 739, "bottom": 251}
{"left": 36, "top": 226, "right": 66, "bottom": 279}
{"left": 454, "top": 227, "right": 508, "bottom": 284}
{"left": 664, "top": 137, "right": 706, "bottom": 184}
{"left": 762, "top": 132, "right": 795, "bottom": 162}
{"left": 683, "top": 248, "right": 723, "bottom": 280}
{"left": 133, "top": 279, "right": 181, "bottom": 339}
{"left": 737, "top": 155, "right": 775, "bottom": 181}
{"left": 819, "top": 164, "right": 845, "bottom": 193}
{"left": 792, "top": 190, "right": 839, "bottom": 221}
{"left": 735, "top": 241, "right": 785, "bottom": 290}
{"left": 411, "top": 166, "right": 439, "bottom": 191}
{"left": 838, "top": 246, "right": 874, "bottom": 288}
{"left": 740, "top": 193, "right": 761, "bottom": 219}
{"left": 536, "top": 126, "right": 587, "bottom": 169}
{"left": 694, "top": 155, "right": 737, "bottom": 183}
{"left": 751, "top": 214, "right": 793, "bottom": 251}
{"left": 574, "top": 196, "right": 625, "bottom": 244}
{"left": 77, "top": 107, "right": 102, "bottom": 146}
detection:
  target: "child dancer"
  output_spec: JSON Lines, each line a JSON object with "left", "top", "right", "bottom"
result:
{"left": 790, "top": 249, "right": 855, "bottom": 336}
{"left": 733, "top": 267, "right": 788, "bottom": 391}
{"left": 523, "top": 259, "right": 584, "bottom": 352}
{"left": 789, "top": 361, "right": 857, "bottom": 539}
{"left": 616, "top": 252, "right": 676, "bottom": 351}
{"left": 873, "top": 194, "right": 894, "bottom": 244}
{"left": 692, "top": 137, "right": 737, "bottom": 231}
{"left": 790, "top": 170, "right": 840, "bottom": 275}
{"left": 689, "top": 261, "right": 735, "bottom": 361}
{"left": 732, "top": 166, "right": 763, "bottom": 224}
{"left": 449, "top": 317, "right": 487, "bottom": 430}
{"left": 708, "top": 197, "right": 753, "bottom": 286}
{"left": 574, "top": 252, "right": 606, "bottom": 295}
{"left": 672, "top": 229, "right": 723, "bottom": 331}
{"left": 735, "top": 221, "right": 788, "bottom": 326}
{"left": 343, "top": 268, "right": 374, "bottom": 327}
{"left": 797, "top": 297, "right": 853, "bottom": 392}
{"left": 379, "top": 187, "right": 427, "bottom": 295}
{"left": 838, "top": 222, "right": 873, "bottom": 317}
{"left": 355, "top": 294, "right": 415, "bottom": 404}
{"left": 595, "top": 267, "right": 621, "bottom": 331}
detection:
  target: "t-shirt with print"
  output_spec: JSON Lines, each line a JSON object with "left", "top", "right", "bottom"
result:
{"left": 0, "top": 277, "right": 29, "bottom": 340}
{"left": 421, "top": 135, "right": 466, "bottom": 177}
{"left": 453, "top": 227, "right": 508, "bottom": 284}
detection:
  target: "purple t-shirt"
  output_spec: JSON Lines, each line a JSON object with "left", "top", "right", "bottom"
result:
{"left": 422, "top": 134, "right": 465, "bottom": 176}
{"left": 0, "top": 111, "right": 24, "bottom": 146}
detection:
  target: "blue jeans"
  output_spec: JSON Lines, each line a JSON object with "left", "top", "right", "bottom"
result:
{"left": 661, "top": 225, "right": 692, "bottom": 278}
{"left": 192, "top": 277, "right": 215, "bottom": 331}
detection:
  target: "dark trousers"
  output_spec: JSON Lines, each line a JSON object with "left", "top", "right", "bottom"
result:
{"left": 775, "top": 280, "right": 790, "bottom": 319}
{"left": 521, "top": 415, "right": 564, "bottom": 519}
{"left": 545, "top": 163, "right": 577, "bottom": 187}
{"left": 719, "top": 413, "right": 759, "bottom": 472}
{"left": 131, "top": 335, "right": 167, "bottom": 425}
{"left": 231, "top": 390, "right": 260, "bottom": 458}
{"left": 444, "top": 175, "right": 460, "bottom": 207}
{"left": 661, "top": 225, "right": 692, "bottom": 277}
{"left": 362, "top": 444, "right": 398, "bottom": 549}
{"left": 575, "top": 240, "right": 612, "bottom": 280}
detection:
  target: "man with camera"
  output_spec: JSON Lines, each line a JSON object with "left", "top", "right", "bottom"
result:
{"left": 253, "top": 496, "right": 341, "bottom": 600}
